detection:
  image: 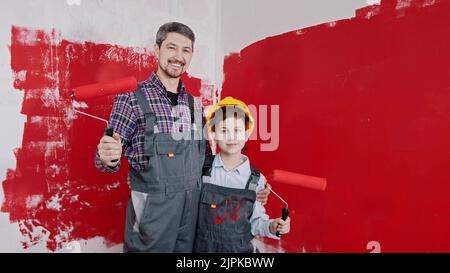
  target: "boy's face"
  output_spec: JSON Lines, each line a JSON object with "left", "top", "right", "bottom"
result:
{"left": 212, "top": 117, "right": 249, "bottom": 156}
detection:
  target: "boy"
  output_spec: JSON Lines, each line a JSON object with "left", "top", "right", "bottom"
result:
{"left": 193, "top": 97, "right": 291, "bottom": 253}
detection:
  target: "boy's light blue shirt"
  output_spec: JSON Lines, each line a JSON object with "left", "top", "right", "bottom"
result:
{"left": 208, "top": 153, "right": 279, "bottom": 240}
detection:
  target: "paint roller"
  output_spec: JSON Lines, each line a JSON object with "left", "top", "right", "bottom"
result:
{"left": 72, "top": 76, "right": 138, "bottom": 100}
{"left": 71, "top": 77, "right": 138, "bottom": 163}
{"left": 268, "top": 169, "right": 327, "bottom": 237}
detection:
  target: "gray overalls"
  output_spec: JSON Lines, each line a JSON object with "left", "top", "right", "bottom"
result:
{"left": 124, "top": 84, "right": 206, "bottom": 253}
{"left": 193, "top": 156, "right": 261, "bottom": 253}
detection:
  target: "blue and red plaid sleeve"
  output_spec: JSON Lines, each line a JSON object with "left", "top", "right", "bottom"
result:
{"left": 94, "top": 92, "right": 137, "bottom": 173}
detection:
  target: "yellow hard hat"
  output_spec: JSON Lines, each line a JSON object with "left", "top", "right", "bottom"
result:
{"left": 206, "top": 96, "right": 254, "bottom": 133}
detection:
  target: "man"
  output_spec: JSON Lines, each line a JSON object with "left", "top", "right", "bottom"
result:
{"left": 95, "top": 22, "right": 269, "bottom": 253}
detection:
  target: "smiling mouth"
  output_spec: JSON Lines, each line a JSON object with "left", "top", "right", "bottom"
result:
{"left": 226, "top": 143, "right": 238, "bottom": 146}
{"left": 169, "top": 61, "right": 184, "bottom": 69}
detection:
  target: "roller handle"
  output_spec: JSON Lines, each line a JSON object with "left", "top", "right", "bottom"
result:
{"left": 104, "top": 127, "right": 119, "bottom": 163}
{"left": 276, "top": 207, "right": 289, "bottom": 238}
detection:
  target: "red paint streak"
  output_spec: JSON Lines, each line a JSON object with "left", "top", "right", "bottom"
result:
{"left": 228, "top": 196, "right": 242, "bottom": 222}
{"left": 222, "top": 0, "right": 450, "bottom": 252}
{"left": 210, "top": 195, "right": 243, "bottom": 225}
{"left": 2, "top": 26, "right": 212, "bottom": 251}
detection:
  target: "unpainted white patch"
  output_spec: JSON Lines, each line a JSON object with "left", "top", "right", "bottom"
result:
{"left": 45, "top": 193, "right": 63, "bottom": 211}
{"left": 18, "top": 220, "right": 51, "bottom": 247}
{"left": 47, "top": 164, "right": 61, "bottom": 178}
{"left": 396, "top": 0, "right": 414, "bottom": 10}
{"left": 54, "top": 241, "right": 81, "bottom": 253}
{"left": 105, "top": 182, "right": 121, "bottom": 191}
{"left": 251, "top": 238, "right": 287, "bottom": 253}
{"left": 70, "top": 195, "right": 79, "bottom": 203}
{"left": 15, "top": 29, "right": 40, "bottom": 46}
{"left": 44, "top": 141, "right": 64, "bottom": 158}
{"left": 52, "top": 223, "right": 75, "bottom": 247}
{"left": 72, "top": 100, "right": 88, "bottom": 109}
{"left": 102, "top": 46, "right": 125, "bottom": 63}
{"left": 23, "top": 88, "right": 60, "bottom": 109}
{"left": 365, "top": 5, "right": 381, "bottom": 19}
{"left": 80, "top": 201, "right": 92, "bottom": 208}
{"left": 327, "top": 21, "right": 337, "bottom": 28}
{"left": 51, "top": 237, "right": 123, "bottom": 253}
{"left": 30, "top": 116, "right": 44, "bottom": 124}
{"left": 44, "top": 71, "right": 59, "bottom": 85}
{"left": 26, "top": 195, "right": 44, "bottom": 209}
{"left": 423, "top": 0, "right": 437, "bottom": 7}
{"left": 64, "top": 104, "right": 76, "bottom": 131}
{"left": 100, "top": 46, "right": 154, "bottom": 69}
{"left": 40, "top": 88, "right": 60, "bottom": 108}
{"left": 14, "top": 70, "right": 27, "bottom": 82}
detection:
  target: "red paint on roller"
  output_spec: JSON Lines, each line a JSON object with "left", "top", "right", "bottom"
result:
{"left": 271, "top": 169, "right": 327, "bottom": 191}
{"left": 73, "top": 77, "right": 138, "bottom": 100}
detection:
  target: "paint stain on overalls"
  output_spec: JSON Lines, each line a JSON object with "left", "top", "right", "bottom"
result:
{"left": 194, "top": 156, "right": 260, "bottom": 253}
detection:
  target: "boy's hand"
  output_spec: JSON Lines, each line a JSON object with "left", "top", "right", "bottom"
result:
{"left": 98, "top": 133, "right": 122, "bottom": 167}
{"left": 257, "top": 184, "right": 271, "bottom": 205}
{"left": 127, "top": 173, "right": 131, "bottom": 189}
{"left": 270, "top": 216, "right": 291, "bottom": 235}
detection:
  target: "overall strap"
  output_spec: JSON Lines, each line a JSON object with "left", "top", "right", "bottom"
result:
{"left": 135, "top": 83, "right": 156, "bottom": 157}
{"left": 201, "top": 155, "right": 215, "bottom": 183}
{"left": 245, "top": 165, "right": 261, "bottom": 191}
{"left": 188, "top": 93, "right": 195, "bottom": 125}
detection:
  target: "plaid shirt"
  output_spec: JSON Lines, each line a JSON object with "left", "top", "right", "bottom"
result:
{"left": 95, "top": 72, "right": 208, "bottom": 173}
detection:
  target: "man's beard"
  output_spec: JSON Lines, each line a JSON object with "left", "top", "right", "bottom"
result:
{"left": 160, "top": 62, "right": 184, "bottom": 78}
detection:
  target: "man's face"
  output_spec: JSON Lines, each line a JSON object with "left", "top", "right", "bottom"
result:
{"left": 212, "top": 117, "right": 248, "bottom": 156}
{"left": 155, "top": 32, "right": 193, "bottom": 79}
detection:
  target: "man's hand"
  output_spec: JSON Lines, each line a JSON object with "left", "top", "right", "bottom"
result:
{"left": 269, "top": 216, "right": 291, "bottom": 235}
{"left": 97, "top": 133, "right": 122, "bottom": 168}
{"left": 256, "top": 184, "right": 271, "bottom": 205}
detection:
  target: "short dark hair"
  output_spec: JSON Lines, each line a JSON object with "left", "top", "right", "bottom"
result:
{"left": 156, "top": 22, "right": 195, "bottom": 50}
{"left": 209, "top": 106, "right": 251, "bottom": 133}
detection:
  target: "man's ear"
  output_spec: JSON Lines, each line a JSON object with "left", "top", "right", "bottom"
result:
{"left": 154, "top": 43, "right": 160, "bottom": 60}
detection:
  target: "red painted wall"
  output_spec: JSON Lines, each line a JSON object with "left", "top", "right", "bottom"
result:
{"left": 3, "top": 26, "right": 208, "bottom": 251}
{"left": 3, "top": 0, "right": 450, "bottom": 253}
{"left": 222, "top": 0, "right": 450, "bottom": 252}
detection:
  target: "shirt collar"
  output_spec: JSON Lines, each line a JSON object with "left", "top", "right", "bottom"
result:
{"left": 214, "top": 153, "right": 251, "bottom": 177}
{"left": 147, "top": 72, "right": 186, "bottom": 95}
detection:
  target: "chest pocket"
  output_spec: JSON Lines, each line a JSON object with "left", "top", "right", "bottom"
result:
{"left": 200, "top": 191, "right": 252, "bottom": 227}
{"left": 155, "top": 141, "right": 188, "bottom": 179}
